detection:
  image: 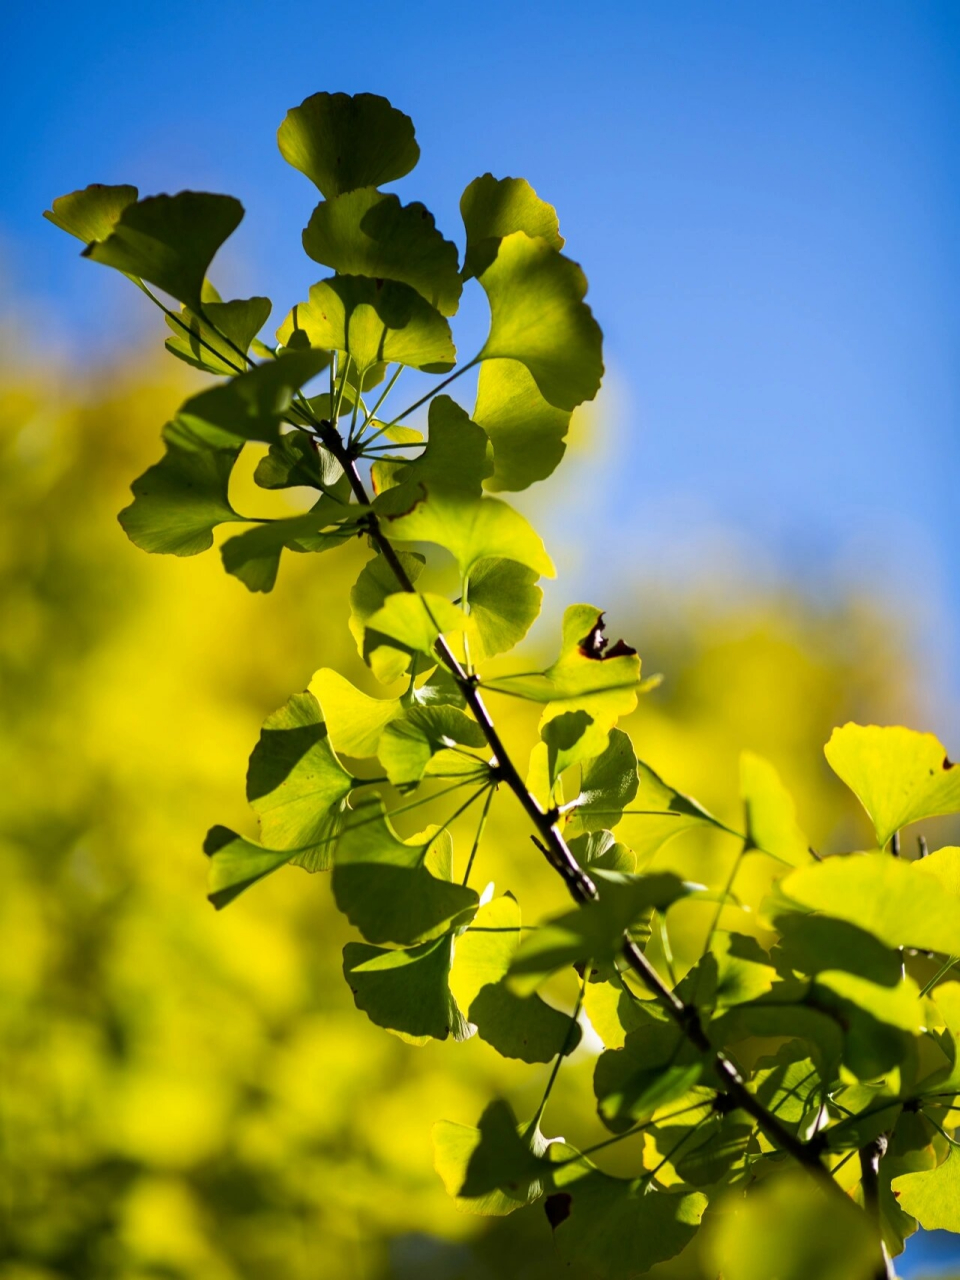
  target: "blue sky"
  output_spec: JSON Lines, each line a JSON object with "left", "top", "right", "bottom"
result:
{"left": 3, "top": 2, "right": 959, "bottom": 1272}
{"left": 6, "top": 2, "right": 958, "bottom": 730}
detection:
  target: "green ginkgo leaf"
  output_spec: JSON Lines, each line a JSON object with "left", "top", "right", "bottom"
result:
{"left": 751, "top": 1043, "right": 824, "bottom": 1136}
{"left": 278, "top": 276, "right": 455, "bottom": 374}
{"left": 507, "top": 870, "right": 693, "bottom": 996}
{"left": 165, "top": 292, "right": 273, "bottom": 375}
{"left": 383, "top": 490, "right": 555, "bottom": 581}
{"left": 378, "top": 705, "right": 487, "bottom": 792}
{"left": 44, "top": 182, "right": 139, "bottom": 243}
{"left": 376, "top": 396, "right": 491, "bottom": 498}
{"left": 466, "top": 558, "right": 543, "bottom": 661}
{"left": 449, "top": 895, "right": 580, "bottom": 1063}
{"left": 708, "top": 932, "right": 778, "bottom": 1011}
{"left": 568, "top": 729, "right": 640, "bottom": 834}
{"left": 825, "top": 723, "right": 960, "bottom": 848}
{"left": 204, "top": 827, "right": 299, "bottom": 909}
{"left": 173, "top": 349, "right": 330, "bottom": 449}
{"left": 620, "top": 759, "right": 728, "bottom": 862}
{"left": 278, "top": 91, "right": 419, "bottom": 199}
{"left": 118, "top": 422, "right": 243, "bottom": 556}
{"left": 594, "top": 1022, "right": 706, "bottom": 1130}
{"left": 473, "top": 358, "right": 572, "bottom": 491}
{"left": 771, "top": 850, "right": 960, "bottom": 957}
{"left": 343, "top": 932, "right": 468, "bottom": 1044}
{"left": 309, "top": 668, "right": 401, "bottom": 757}
{"left": 246, "top": 691, "right": 354, "bottom": 872}
{"left": 432, "top": 1113, "right": 554, "bottom": 1217}
{"left": 303, "top": 187, "right": 461, "bottom": 314}
{"left": 83, "top": 191, "right": 244, "bottom": 312}
{"left": 220, "top": 501, "right": 356, "bottom": 593}
{"left": 891, "top": 1137, "right": 960, "bottom": 1232}
{"left": 348, "top": 550, "right": 426, "bottom": 661}
{"left": 740, "top": 750, "right": 812, "bottom": 865}
{"left": 254, "top": 431, "right": 342, "bottom": 491}
{"left": 460, "top": 174, "right": 564, "bottom": 281}
{"left": 568, "top": 831, "right": 636, "bottom": 874}
{"left": 550, "top": 1175, "right": 707, "bottom": 1278}
{"left": 772, "top": 913, "right": 903, "bottom": 988}
{"left": 477, "top": 231, "right": 603, "bottom": 411}
{"left": 363, "top": 591, "right": 469, "bottom": 684}
{"left": 332, "top": 801, "right": 478, "bottom": 945}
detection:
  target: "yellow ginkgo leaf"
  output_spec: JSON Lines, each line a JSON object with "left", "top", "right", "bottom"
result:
{"left": 824, "top": 723, "right": 960, "bottom": 848}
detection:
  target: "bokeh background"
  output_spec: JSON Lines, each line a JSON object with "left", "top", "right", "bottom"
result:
{"left": 2, "top": 2, "right": 958, "bottom": 1277}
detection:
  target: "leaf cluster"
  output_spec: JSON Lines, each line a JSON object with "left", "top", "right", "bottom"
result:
{"left": 48, "top": 92, "right": 960, "bottom": 1278}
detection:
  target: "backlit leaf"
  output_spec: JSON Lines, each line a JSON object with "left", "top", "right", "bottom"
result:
{"left": 449, "top": 895, "right": 580, "bottom": 1063}
{"left": 246, "top": 691, "right": 353, "bottom": 872}
{"left": 460, "top": 173, "right": 563, "bottom": 281}
{"left": 278, "top": 276, "right": 455, "bottom": 374}
{"left": 478, "top": 232, "right": 603, "bottom": 411}
{"left": 83, "top": 191, "right": 244, "bottom": 311}
{"left": 825, "top": 723, "right": 960, "bottom": 848}
{"left": 303, "top": 187, "right": 461, "bottom": 314}
{"left": 568, "top": 729, "right": 640, "bottom": 835}
{"left": 378, "top": 705, "right": 487, "bottom": 792}
{"left": 891, "top": 1141, "right": 960, "bottom": 1232}
{"left": 343, "top": 932, "right": 468, "bottom": 1044}
{"left": 278, "top": 91, "right": 419, "bottom": 199}
{"left": 374, "top": 395, "right": 491, "bottom": 498}
{"left": 473, "top": 359, "right": 571, "bottom": 491}
{"left": 465, "top": 557, "right": 542, "bottom": 660}
{"left": 383, "top": 490, "right": 555, "bottom": 580}
{"left": 348, "top": 550, "right": 425, "bottom": 661}
{"left": 204, "top": 827, "right": 298, "bottom": 910}
{"left": 309, "top": 668, "right": 401, "bottom": 757}
{"left": 165, "top": 294, "right": 273, "bottom": 375}
{"left": 433, "top": 1110, "right": 556, "bottom": 1216}
{"left": 363, "top": 591, "right": 469, "bottom": 683}
{"left": 332, "top": 800, "right": 478, "bottom": 945}
{"left": 220, "top": 496, "right": 356, "bottom": 594}
{"left": 594, "top": 1022, "right": 706, "bottom": 1129}
{"left": 740, "top": 750, "right": 812, "bottom": 865}
{"left": 44, "top": 182, "right": 138, "bottom": 243}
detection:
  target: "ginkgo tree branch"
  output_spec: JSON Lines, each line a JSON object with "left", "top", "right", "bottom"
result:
{"left": 316, "top": 440, "right": 841, "bottom": 1194}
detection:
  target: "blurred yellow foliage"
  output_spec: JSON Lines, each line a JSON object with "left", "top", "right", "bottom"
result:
{"left": 0, "top": 354, "right": 925, "bottom": 1278}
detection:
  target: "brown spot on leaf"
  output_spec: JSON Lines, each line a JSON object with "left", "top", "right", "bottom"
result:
{"left": 578, "top": 613, "right": 608, "bottom": 660}
{"left": 545, "top": 1193, "right": 572, "bottom": 1229}
{"left": 944, "top": 756, "right": 955, "bottom": 770}
{"left": 607, "top": 638, "right": 638, "bottom": 659}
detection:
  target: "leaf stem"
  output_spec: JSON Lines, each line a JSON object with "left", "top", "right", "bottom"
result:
{"left": 387, "top": 357, "right": 478, "bottom": 426}
{"left": 462, "top": 787, "right": 495, "bottom": 887}
{"left": 531, "top": 975, "right": 586, "bottom": 1133}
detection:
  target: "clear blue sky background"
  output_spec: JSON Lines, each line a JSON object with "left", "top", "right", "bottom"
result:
{"left": 2, "top": 2, "right": 959, "bottom": 1272}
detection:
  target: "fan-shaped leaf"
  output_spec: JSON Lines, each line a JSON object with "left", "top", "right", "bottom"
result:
{"left": 473, "top": 358, "right": 571, "bottom": 491}
{"left": 741, "top": 750, "right": 812, "bottom": 865}
{"left": 279, "top": 275, "right": 455, "bottom": 374}
{"left": 303, "top": 187, "right": 461, "bottom": 314}
{"left": 165, "top": 293, "right": 273, "bottom": 375}
{"left": 825, "top": 723, "right": 960, "bottom": 848}
{"left": 460, "top": 174, "right": 563, "bottom": 281}
{"left": 343, "top": 932, "right": 468, "bottom": 1044}
{"left": 44, "top": 182, "right": 138, "bottom": 243}
{"left": 478, "top": 232, "right": 603, "bottom": 411}
{"left": 309, "top": 669, "right": 401, "bottom": 757}
{"left": 378, "top": 705, "right": 487, "bottom": 791}
{"left": 278, "top": 91, "right": 419, "bottom": 198}
{"left": 466, "top": 557, "right": 542, "bottom": 661}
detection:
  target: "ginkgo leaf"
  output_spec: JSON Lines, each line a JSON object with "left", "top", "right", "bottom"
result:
{"left": 118, "top": 422, "right": 243, "bottom": 556}
{"left": 332, "top": 800, "right": 478, "bottom": 945}
{"left": 449, "top": 895, "right": 580, "bottom": 1063}
{"left": 83, "top": 192, "right": 244, "bottom": 312}
{"left": 375, "top": 396, "right": 491, "bottom": 498}
{"left": 44, "top": 182, "right": 139, "bottom": 243}
{"left": 460, "top": 173, "right": 564, "bottom": 281}
{"left": 568, "top": 729, "right": 640, "bottom": 835}
{"left": 473, "top": 359, "right": 571, "bottom": 491}
{"left": 709, "top": 931, "right": 777, "bottom": 1011}
{"left": 772, "top": 913, "right": 903, "bottom": 988}
{"left": 172, "top": 349, "right": 330, "bottom": 449}
{"left": 378, "top": 705, "right": 487, "bottom": 792}
{"left": 707, "top": 1173, "right": 878, "bottom": 1280}
{"left": 246, "top": 691, "right": 354, "bottom": 872}
{"left": 594, "top": 1022, "right": 706, "bottom": 1130}
{"left": 740, "top": 750, "right": 812, "bottom": 865}
{"left": 433, "top": 1111, "right": 557, "bottom": 1216}
{"left": 825, "top": 723, "right": 960, "bottom": 848}
{"left": 507, "top": 870, "right": 694, "bottom": 996}
{"left": 363, "top": 591, "right": 469, "bottom": 684}
{"left": 383, "top": 490, "right": 555, "bottom": 580}
{"left": 278, "top": 91, "right": 419, "bottom": 199}
{"left": 348, "top": 550, "right": 426, "bottom": 661}
{"left": 477, "top": 232, "right": 603, "bottom": 411}
{"left": 278, "top": 276, "right": 455, "bottom": 375}
{"left": 254, "top": 431, "right": 342, "bottom": 491}
{"left": 343, "top": 932, "right": 468, "bottom": 1044}
{"left": 465, "top": 557, "right": 542, "bottom": 660}
{"left": 891, "top": 1136, "right": 960, "bottom": 1232}
{"left": 771, "top": 852, "right": 960, "bottom": 956}
{"left": 751, "top": 1043, "right": 824, "bottom": 1137}
{"left": 204, "top": 827, "right": 299, "bottom": 909}
{"left": 309, "top": 668, "right": 401, "bottom": 757}
{"left": 303, "top": 187, "right": 461, "bottom": 314}
{"left": 550, "top": 1175, "right": 707, "bottom": 1278}
{"left": 568, "top": 830, "right": 637, "bottom": 874}
{"left": 220, "top": 501, "right": 356, "bottom": 593}
{"left": 620, "top": 759, "right": 728, "bottom": 862}
{"left": 165, "top": 294, "right": 273, "bottom": 375}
